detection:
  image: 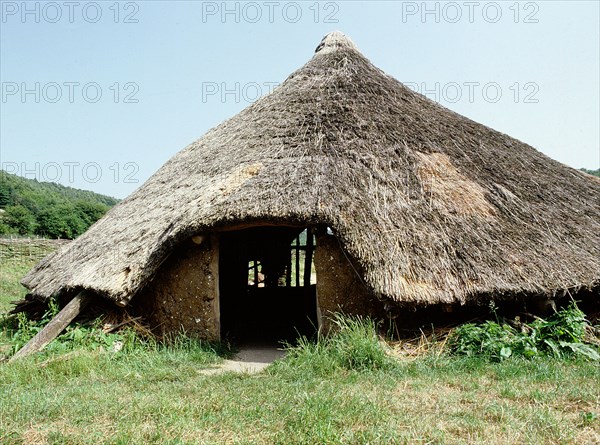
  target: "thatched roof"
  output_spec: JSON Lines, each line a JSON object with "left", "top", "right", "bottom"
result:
{"left": 22, "top": 32, "right": 600, "bottom": 307}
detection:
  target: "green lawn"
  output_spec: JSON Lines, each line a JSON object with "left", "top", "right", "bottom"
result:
{"left": 1, "top": 240, "right": 599, "bottom": 444}
{"left": 0, "top": 351, "right": 598, "bottom": 444}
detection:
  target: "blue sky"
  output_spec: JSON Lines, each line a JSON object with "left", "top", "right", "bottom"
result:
{"left": 1, "top": 1, "right": 599, "bottom": 198}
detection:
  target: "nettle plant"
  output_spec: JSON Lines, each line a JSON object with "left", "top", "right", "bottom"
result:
{"left": 1, "top": 299, "right": 135, "bottom": 358}
{"left": 448, "top": 302, "right": 599, "bottom": 361}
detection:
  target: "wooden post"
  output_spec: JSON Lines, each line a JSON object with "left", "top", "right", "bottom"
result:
{"left": 10, "top": 291, "right": 93, "bottom": 362}
{"left": 210, "top": 233, "right": 221, "bottom": 341}
{"left": 303, "top": 230, "right": 314, "bottom": 287}
{"left": 295, "top": 236, "right": 300, "bottom": 287}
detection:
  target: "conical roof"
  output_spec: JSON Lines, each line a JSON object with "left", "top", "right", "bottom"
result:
{"left": 23, "top": 32, "right": 600, "bottom": 306}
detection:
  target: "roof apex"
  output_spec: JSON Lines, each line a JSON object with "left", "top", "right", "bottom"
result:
{"left": 314, "top": 31, "right": 358, "bottom": 55}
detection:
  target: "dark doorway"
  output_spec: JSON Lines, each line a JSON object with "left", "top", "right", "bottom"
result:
{"left": 219, "top": 227, "right": 318, "bottom": 344}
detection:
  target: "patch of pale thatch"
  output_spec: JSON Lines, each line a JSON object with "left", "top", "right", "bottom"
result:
{"left": 415, "top": 151, "right": 496, "bottom": 217}
{"left": 21, "top": 31, "right": 600, "bottom": 307}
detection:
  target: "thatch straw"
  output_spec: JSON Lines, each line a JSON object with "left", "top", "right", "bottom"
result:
{"left": 22, "top": 31, "right": 600, "bottom": 307}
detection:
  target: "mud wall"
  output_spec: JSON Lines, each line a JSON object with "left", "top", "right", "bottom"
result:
{"left": 134, "top": 235, "right": 220, "bottom": 340}
{"left": 314, "top": 234, "right": 383, "bottom": 330}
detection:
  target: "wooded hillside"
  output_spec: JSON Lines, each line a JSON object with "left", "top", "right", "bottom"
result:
{"left": 0, "top": 171, "right": 118, "bottom": 239}
{"left": 580, "top": 168, "right": 600, "bottom": 178}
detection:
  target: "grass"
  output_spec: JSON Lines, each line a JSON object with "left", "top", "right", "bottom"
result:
{"left": 1, "top": 351, "right": 598, "bottom": 444}
{"left": 0, "top": 239, "right": 58, "bottom": 312}
{"left": 1, "top": 240, "right": 599, "bottom": 444}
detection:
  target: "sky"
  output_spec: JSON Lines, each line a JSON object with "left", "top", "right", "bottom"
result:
{"left": 1, "top": 0, "right": 599, "bottom": 198}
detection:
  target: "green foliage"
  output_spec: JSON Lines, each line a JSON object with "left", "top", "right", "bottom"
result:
{"left": 0, "top": 170, "right": 118, "bottom": 239}
{"left": 73, "top": 200, "right": 109, "bottom": 225}
{"left": 2, "top": 205, "right": 36, "bottom": 235}
{"left": 328, "top": 315, "right": 392, "bottom": 371}
{"left": 581, "top": 411, "right": 598, "bottom": 425}
{"left": 273, "top": 314, "right": 394, "bottom": 375}
{"left": 0, "top": 220, "right": 12, "bottom": 235}
{"left": 531, "top": 302, "right": 586, "bottom": 343}
{"left": 0, "top": 182, "right": 13, "bottom": 208}
{"left": 2, "top": 300, "right": 60, "bottom": 353}
{"left": 36, "top": 204, "right": 88, "bottom": 238}
{"left": 448, "top": 320, "right": 535, "bottom": 361}
{"left": 0, "top": 303, "right": 229, "bottom": 364}
{"left": 1, "top": 302, "right": 132, "bottom": 359}
{"left": 448, "top": 303, "right": 599, "bottom": 361}
{"left": 35, "top": 207, "right": 72, "bottom": 238}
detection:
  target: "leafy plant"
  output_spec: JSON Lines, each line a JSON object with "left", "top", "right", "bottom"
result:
{"left": 447, "top": 302, "right": 599, "bottom": 361}
{"left": 530, "top": 304, "right": 599, "bottom": 360}
{"left": 1, "top": 300, "right": 140, "bottom": 359}
{"left": 1, "top": 302, "right": 231, "bottom": 363}
{"left": 1, "top": 299, "right": 61, "bottom": 354}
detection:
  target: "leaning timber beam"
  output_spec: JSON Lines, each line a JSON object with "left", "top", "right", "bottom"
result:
{"left": 9, "top": 291, "right": 93, "bottom": 362}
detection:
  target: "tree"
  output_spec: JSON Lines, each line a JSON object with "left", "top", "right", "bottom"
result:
{"left": 0, "top": 180, "right": 13, "bottom": 208}
{"left": 36, "top": 207, "right": 71, "bottom": 238}
{"left": 580, "top": 168, "right": 600, "bottom": 178}
{"left": 62, "top": 206, "right": 87, "bottom": 238}
{"left": 73, "top": 200, "right": 109, "bottom": 226}
{"left": 3, "top": 205, "right": 36, "bottom": 235}
{"left": 0, "top": 171, "right": 118, "bottom": 239}
{"left": 36, "top": 204, "right": 87, "bottom": 239}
